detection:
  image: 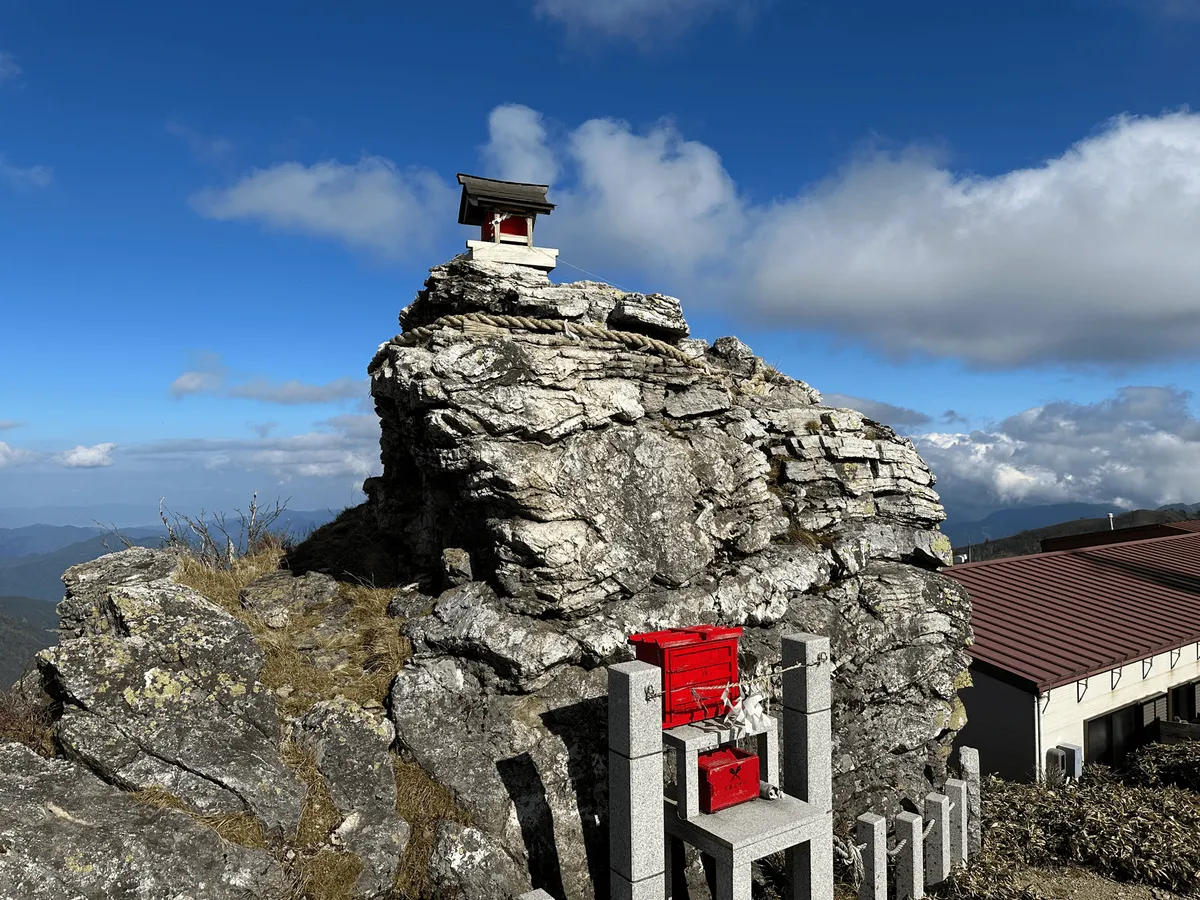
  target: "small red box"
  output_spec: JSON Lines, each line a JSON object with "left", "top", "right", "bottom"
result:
{"left": 629, "top": 625, "right": 742, "bottom": 728}
{"left": 698, "top": 747, "right": 760, "bottom": 813}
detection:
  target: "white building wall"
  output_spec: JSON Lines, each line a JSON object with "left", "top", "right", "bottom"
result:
{"left": 1039, "top": 642, "right": 1200, "bottom": 766}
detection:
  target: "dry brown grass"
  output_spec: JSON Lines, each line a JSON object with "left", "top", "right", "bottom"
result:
{"left": 129, "top": 785, "right": 195, "bottom": 814}
{"left": 392, "top": 758, "right": 470, "bottom": 899}
{"left": 200, "top": 812, "right": 270, "bottom": 849}
{"left": 130, "top": 787, "right": 269, "bottom": 851}
{"left": 156, "top": 497, "right": 433, "bottom": 899}
{"left": 293, "top": 850, "right": 363, "bottom": 900}
{"left": 283, "top": 739, "right": 343, "bottom": 850}
{"left": 0, "top": 677, "right": 55, "bottom": 757}
{"left": 175, "top": 546, "right": 289, "bottom": 622}
{"left": 174, "top": 543, "right": 409, "bottom": 721}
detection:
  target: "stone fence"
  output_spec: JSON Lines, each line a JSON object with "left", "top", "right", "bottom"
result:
{"left": 516, "top": 631, "right": 982, "bottom": 900}
{"left": 839, "top": 743, "right": 980, "bottom": 900}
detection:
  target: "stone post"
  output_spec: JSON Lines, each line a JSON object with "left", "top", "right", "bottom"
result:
{"left": 757, "top": 719, "right": 780, "bottom": 788}
{"left": 781, "top": 633, "right": 832, "bottom": 810}
{"left": 955, "top": 746, "right": 981, "bottom": 859}
{"left": 609, "top": 661, "right": 666, "bottom": 900}
{"left": 923, "top": 793, "right": 949, "bottom": 887}
{"left": 893, "top": 812, "right": 923, "bottom": 900}
{"left": 857, "top": 812, "right": 887, "bottom": 900}
{"left": 517, "top": 892, "right": 556, "bottom": 900}
{"left": 943, "top": 778, "right": 968, "bottom": 869}
{"left": 782, "top": 633, "right": 834, "bottom": 900}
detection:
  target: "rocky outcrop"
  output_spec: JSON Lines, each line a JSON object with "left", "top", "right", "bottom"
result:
{"left": 0, "top": 742, "right": 287, "bottom": 899}
{"left": 41, "top": 548, "right": 307, "bottom": 835}
{"left": 0, "top": 547, "right": 410, "bottom": 899}
{"left": 298, "top": 699, "right": 410, "bottom": 898}
{"left": 370, "top": 256, "right": 971, "bottom": 898}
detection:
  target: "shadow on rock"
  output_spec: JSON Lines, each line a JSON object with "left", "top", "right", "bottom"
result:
{"left": 282, "top": 502, "right": 415, "bottom": 588}
{"left": 496, "top": 751, "right": 567, "bottom": 899}
{"left": 540, "top": 697, "right": 611, "bottom": 900}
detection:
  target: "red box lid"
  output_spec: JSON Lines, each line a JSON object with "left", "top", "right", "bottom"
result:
{"left": 628, "top": 625, "right": 742, "bottom": 649}
{"left": 697, "top": 747, "right": 755, "bottom": 770}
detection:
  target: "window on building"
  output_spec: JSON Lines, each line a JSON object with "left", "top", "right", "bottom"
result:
{"left": 1169, "top": 681, "right": 1197, "bottom": 722}
{"left": 1085, "top": 694, "right": 1167, "bottom": 766}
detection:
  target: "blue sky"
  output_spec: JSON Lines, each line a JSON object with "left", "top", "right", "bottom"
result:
{"left": 4, "top": 0, "right": 1200, "bottom": 526}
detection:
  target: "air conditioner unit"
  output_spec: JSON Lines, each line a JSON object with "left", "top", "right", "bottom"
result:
{"left": 1045, "top": 747, "right": 1066, "bottom": 783}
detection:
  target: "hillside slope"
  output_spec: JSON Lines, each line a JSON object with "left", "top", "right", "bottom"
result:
{"left": 0, "top": 595, "right": 58, "bottom": 687}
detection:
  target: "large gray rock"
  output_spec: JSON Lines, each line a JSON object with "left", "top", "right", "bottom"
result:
{"left": 426, "top": 821, "right": 531, "bottom": 900}
{"left": 39, "top": 548, "right": 307, "bottom": 837}
{"left": 0, "top": 742, "right": 287, "bottom": 899}
{"left": 298, "top": 698, "right": 410, "bottom": 898}
{"left": 372, "top": 256, "right": 971, "bottom": 899}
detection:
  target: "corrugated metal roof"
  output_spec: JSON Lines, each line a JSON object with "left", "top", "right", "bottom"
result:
{"left": 456, "top": 173, "right": 555, "bottom": 226}
{"left": 942, "top": 531, "right": 1200, "bottom": 693}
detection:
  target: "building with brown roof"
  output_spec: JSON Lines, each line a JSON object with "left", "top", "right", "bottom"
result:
{"left": 942, "top": 530, "right": 1200, "bottom": 781}
{"left": 1039, "top": 519, "right": 1200, "bottom": 553}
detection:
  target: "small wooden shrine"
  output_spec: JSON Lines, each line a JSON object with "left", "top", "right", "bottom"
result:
{"left": 457, "top": 173, "right": 559, "bottom": 272}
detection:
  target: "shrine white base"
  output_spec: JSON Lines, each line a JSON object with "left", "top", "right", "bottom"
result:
{"left": 465, "top": 240, "right": 559, "bottom": 271}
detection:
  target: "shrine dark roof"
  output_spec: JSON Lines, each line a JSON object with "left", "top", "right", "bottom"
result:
{"left": 457, "top": 173, "right": 555, "bottom": 226}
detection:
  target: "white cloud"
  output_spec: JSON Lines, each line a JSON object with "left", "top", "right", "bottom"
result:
{"left": 531, "top": 0, "right": 745, "bottom": 42}
{"left": 0, "top": 420, "right": 21, "bottom": 430}
{"left": 56, "top": 443, "right": 117, "bottom": 468}
{"left": 0, "top": 157, "right": 52, "bottom": 189}
{"left": 482, "top": 105, "right": 559, "bottom": 185}
{"left": 169, "top": 352, "right": 366, "bottom": 405}
{"left": 228, "top": 377, "right": 366, "bottom": 405}
{"left": 484, "top": 106, "right": 1200, "bottom": 370}
{"left": 190, "top": 157, "right": 454, "bottom": 258}
{"left": 170, "top": 370, "right": 224, "bottom": 397}
{"left": 523, "top": 111, "right": 745, "bottom": 278}
{"left": 0, "top": 52, "right": 20, "bottom": 86}
{"left": 0, "top": 442, "right": 33, "bottom": 467}
{"left": 132, "top": 432, "right": 380, "bottom": 483}
{"left": 913, "top": 386, "right": 1200, "bottom": 516}
{"left": 166, "top": 119, "right": 234, "bottom": 163}
{"left": 196, "top": 105, "right": 1200, "bottom": 371}
{"left": 318, "top": 414, "right": 381, "bottom": 440}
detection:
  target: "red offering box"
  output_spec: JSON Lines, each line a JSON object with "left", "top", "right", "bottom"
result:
{"left": 629, "top": 625, "right": 742, "bottom": 728}
{"left": 698, "top": 747, "right": 760, "bottom": 813}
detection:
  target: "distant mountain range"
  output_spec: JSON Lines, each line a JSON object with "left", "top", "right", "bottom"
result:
{"left": 946, "top": 505, "right": 1200, "bottom": 563}
{"left": 939, "top": 502, "right": 1124, "bottom": 547}
{"left": 0, "top": 595, "right": 58, "bottom": 688}
{"left": 0, "top": 510, "right": 340, "bottom": 603}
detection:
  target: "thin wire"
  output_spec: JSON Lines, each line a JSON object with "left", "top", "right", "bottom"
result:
{"left": 556, "top": 257, "right": 631, "bottom": 292}
{"left": 642, "top": 652, "right": 829, "bottom": 702}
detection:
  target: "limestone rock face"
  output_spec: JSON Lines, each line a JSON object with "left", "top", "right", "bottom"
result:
{"left": 371, "top": 256, "right": 972, "bottom": 899}
{"left": 41, "top": 548, "right": 307, "bottom": 836}
{"left": 7, "top": 547, "right": 412, "bottom": 899}
{"left": 0, "top": 742, "right": 287, "bottom": 899}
